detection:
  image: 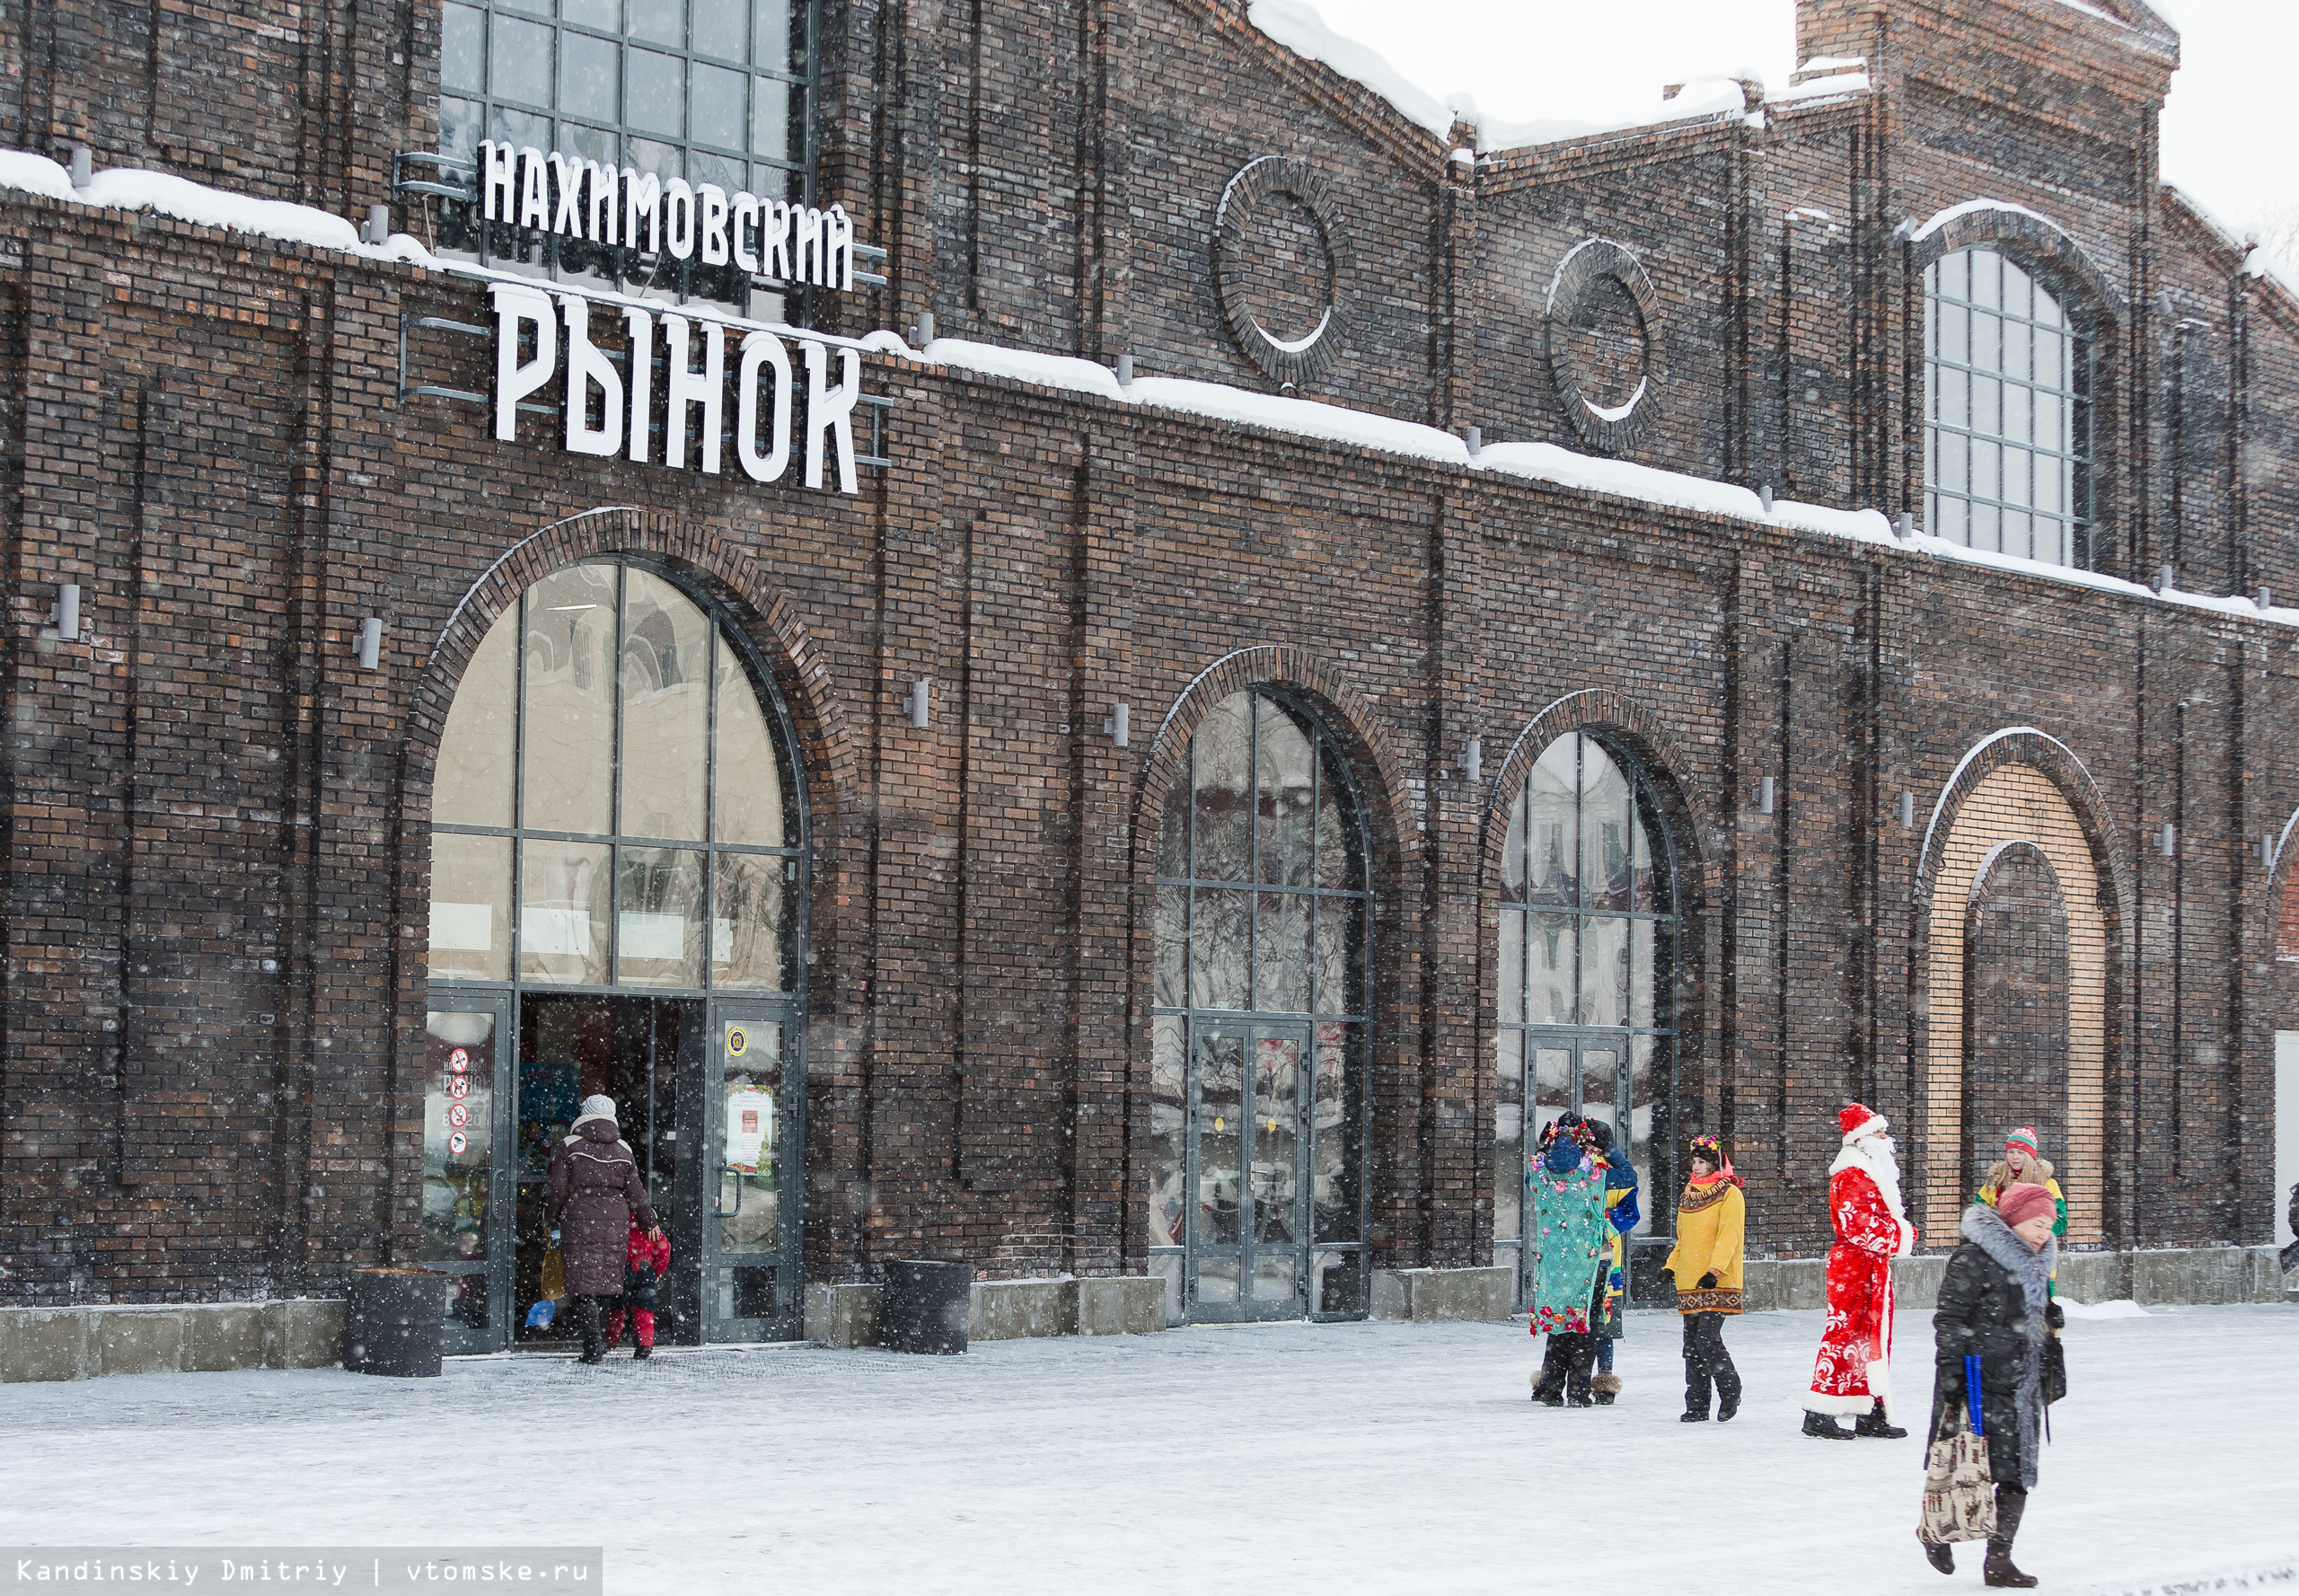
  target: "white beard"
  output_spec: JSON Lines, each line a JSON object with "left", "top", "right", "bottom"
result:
{"left": 1829, "top": 1133, "right": 1906, "bottom": 1224}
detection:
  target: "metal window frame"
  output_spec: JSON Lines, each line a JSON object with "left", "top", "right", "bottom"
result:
{"left": 1923, "top": 245, "right": 2100, "bottom": 570}
{"left": 1150, "top": 687, "right": 1377, "bottom": 1322}
{"left": 1495, "top": 730, "right": 1683, "bottom": 1294}
{"left": 415, "top": 0, "right": 825, "bottom": 315}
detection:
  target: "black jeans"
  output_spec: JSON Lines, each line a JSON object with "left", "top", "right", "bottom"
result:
{"left": 1681, "top": 1311, "right": 1741, "bottom": 1415}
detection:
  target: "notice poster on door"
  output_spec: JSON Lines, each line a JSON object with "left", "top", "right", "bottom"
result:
{"left": 725, "top": 1087, "right": 775, "bottom": 1175}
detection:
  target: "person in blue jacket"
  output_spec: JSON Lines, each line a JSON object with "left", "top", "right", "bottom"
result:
{"left": 1587, "top": 1117, "right": 1641, "bottom": 1404}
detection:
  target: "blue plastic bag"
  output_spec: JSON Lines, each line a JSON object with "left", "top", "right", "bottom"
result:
{"left": 524, "top": 1297, "right": 556, "bottom": 1329}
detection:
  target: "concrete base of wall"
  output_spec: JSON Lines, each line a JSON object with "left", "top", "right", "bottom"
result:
{"left": 803, "top": 1277, "right": 1166, "bottom": 1350}
{"left": 1370, "top": 1266, "right": 1514, "bottom": 1322}
{"left": 0, "top": 1300, "right": 342, "bottom": 1383}
{"left": 1731, "top": 1244, "right": 2283, "bottom": 1314}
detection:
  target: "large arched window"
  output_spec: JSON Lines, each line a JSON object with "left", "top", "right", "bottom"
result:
{"left": 420, "top": 558, "right": 809, "bottom": 1354}
{"left": 1925, "top": 245, "right": 2097, "bottom": 569}
{"left": 1148, "top": 689, "right": 1372, "bottom": 1326}
{"left": 427, "top": 559, "right": 802, "bottom": 991}
{"left": 1493, "top": 733, "right": 1678, "bottom": 1297}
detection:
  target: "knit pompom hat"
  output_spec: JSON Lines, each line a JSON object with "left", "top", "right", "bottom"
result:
{"left": 1996, "top": 1182, "right": 2056, "bottom": 1229}
{"left": 2004, "top": 1125, "right": 2040, "bottom": 1158}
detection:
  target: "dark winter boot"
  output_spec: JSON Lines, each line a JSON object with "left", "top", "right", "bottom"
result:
{"left": 1854, "top": 1407, "right": 1909, "bottom": 1439}
{"left": 1916, "top": 1532, "right": 1954, "bottom": 1576}
{"left": 1984, "top": 1488, "right": 2037, "bottom": 1588}
{"left": 1712, "top": 1349, "right": 1743, "bottom": 1423}
{"left": 633, "top": 1345, "right": 651, "bottom": 1361}
{"left": 1563, "top": 1336, "right": 1599, "bottom": 1406}
{"left": 1532, "top": 1336, "right": 1569, "bottom": 1404}
{"left": 1802, "top": 1410, "right": 1854, "bottom": 1441}
{"left": 1591, "top": 1371, "right": 1622, "bottom": 1406}
{"left": 573, "top": 1297, "right": 605, "bottom": 1365}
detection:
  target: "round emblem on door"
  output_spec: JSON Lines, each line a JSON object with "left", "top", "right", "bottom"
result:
{"left": 1212, "top": 155, "right": 1351, "bottom": 390}
{"left": 727, "top": 1024, "right": 748, "bottom": 1058}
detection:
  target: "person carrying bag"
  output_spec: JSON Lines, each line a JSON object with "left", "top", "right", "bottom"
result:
{"left": 1916, "top": 1182, "right": 2061, "bottom": 1587}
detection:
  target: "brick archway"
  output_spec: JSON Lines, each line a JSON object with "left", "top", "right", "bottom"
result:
{"left": 1913, "top": 729, "right": 2127, "bottom": 1248}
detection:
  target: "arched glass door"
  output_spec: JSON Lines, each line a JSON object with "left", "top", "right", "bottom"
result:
{"left": 1493, "top": 732, "right": 1679, "bottom": 1306}
{"left": 1148, "top": 690, "right": 1372, "bottom": 1325}
{"left": 423, "top": 559, "right": 807, "bottom": 1352}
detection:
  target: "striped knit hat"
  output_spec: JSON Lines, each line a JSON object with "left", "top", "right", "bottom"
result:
{"left": 2004, "top": 1125, "right": 2040, "bottom": 1158}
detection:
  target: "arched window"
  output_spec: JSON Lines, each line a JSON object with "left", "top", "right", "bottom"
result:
{"left": 1925, "top": 245, "right": 2097, "bottom": 569}
{"left": 427, "top": 560, "right": 802, "bottom": 991}
{"left": 421, "top": 558, "right": 807, "bottom": 1354}
{"left": 1493, "top": 733, "right": 1678, "bottom": 1297}
{"left": 1148, "top": 689, "right": 1371, "bottom": 1326}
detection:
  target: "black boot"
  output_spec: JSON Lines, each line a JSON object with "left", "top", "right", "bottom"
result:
{"left": 1533, "top": 1336, "right": 1568, "bottom": 1404}
{"left": 1985, "top": 1489, "right": 2037, "bottom": 1588}
{"left": 1802, "top": 1410, "right": 1854, "bottom": 1441}
{"left": 1855, "top": 1407, "right": 1909, "bottom": 1439}
{"left": 1916, "top": 1533, "right": 1954, "bottom": 1576}
{"left": 572, "top": 1297, "right": 605, "bottom": 1365}
{"left": 1564, "top": 1335, "right": 1599, "bottom": 1406}
{"left": 633, "top": 1344, "right": 651, "bottom": 1361}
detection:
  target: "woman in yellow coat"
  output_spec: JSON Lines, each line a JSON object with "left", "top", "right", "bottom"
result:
{"left": 1663, "top": 1133, "right": 1746, "bottom": 1422}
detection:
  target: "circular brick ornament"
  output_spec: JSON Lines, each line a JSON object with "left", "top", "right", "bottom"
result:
{"left": 1544, "top": 237, "right": 1665, "bottom": 454}
{"left": 1212, "top": 155, "right": 1350, "bottom": 389}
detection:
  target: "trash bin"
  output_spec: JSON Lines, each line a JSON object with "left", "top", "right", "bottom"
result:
{"left": 343, "top": 1267, "right": 448, "bottom": 1377}
{"left": 881, "top": 1260, "right": 972, "bottom": 1354}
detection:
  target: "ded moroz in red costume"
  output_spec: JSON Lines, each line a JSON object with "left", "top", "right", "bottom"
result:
{"left": 1807, "top": 1103, "right": 1916, "bottom": 1422}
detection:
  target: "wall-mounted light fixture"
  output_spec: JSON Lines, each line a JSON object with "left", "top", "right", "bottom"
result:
{"left": 906, "top": 680, "right": 931, "bottom": 729}
{"left": 1758, "top": 483, "right": 1774, "bottom": 514}
{"left": 1896, "top": 513, "right": 1916, "bottom": 542}
{"left": 357, "top": 616, "right": 384, "bottom": 670}
{"left": 2258, "top": 586, "right": 2275, "bottom": 611}
{"left": 1105, "top": 701, "right": 1130, "bottom": 748}
{"left": 1465, "top": 737, "right": 1483, "bottom": 783}
{"left": 360, "top": 204, "right": 390, "bottom": 244}
{"left": 1757, "top": 776, "right": 1775, "bottom": 815}
{"left": 911, "top": 310, "right": 935, "bottom": 348}
{"left": 1465, "top": 426, "right": 1483, "bottom": 459}
{"left": 2158, "top": 821, "right": 2177, "bottom": 859}
{"left": 50, "top": 583, "right": 81, "bottom": 641}
{"left": 2155, "top": 564, "right": 2176, "bottom": 594}
{"left": 1898, "top": 791, "right": 1916, "bottom": 830}
{"left": 69, "top": 145, "right": 92, "bottom": 189}
{"left": 1115, "top": 352, "right": 1134, "bottom": 386}
{"left": 2259, "top": 833, "right": 2277, "bottom": 870}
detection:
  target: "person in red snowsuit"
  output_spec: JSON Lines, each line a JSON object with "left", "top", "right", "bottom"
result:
{"left": 604, "top": 1221, "right": 673, "bottom": 1359}
{"left": 1804, "top": 1102, "right": 1916, "bottom": 1440}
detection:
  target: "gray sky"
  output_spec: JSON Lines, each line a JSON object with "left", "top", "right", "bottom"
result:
{"left": 1303, "top": 0, "right": 2298, "bottom": 240}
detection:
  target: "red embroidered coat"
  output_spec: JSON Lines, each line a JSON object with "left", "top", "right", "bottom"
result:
{"left": 1806, "top": 1158, "right": 1914, "bottom": 1418}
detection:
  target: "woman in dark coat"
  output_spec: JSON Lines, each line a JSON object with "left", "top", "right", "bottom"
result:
{"left": 545, "top": 1094, "right": 662, "bottom": 1364}
{"left": 1921, "top": 1181, "right": 2061, "bottom": 1588}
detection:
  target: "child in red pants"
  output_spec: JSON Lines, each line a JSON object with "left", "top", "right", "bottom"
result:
{"left": 604, "top": 1221, "right": 672, "bottom": 1358}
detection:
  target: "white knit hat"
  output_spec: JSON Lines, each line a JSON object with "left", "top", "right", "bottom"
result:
{"left": 578, "top": 1094, "right": 617, "bottom": 1122}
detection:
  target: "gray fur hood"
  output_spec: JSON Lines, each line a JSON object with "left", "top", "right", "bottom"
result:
{"left": 1960, "top": 1201, "right": 2054, "bottom": 1338}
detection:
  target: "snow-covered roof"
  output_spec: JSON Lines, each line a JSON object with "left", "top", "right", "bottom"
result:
{"left": 0, "top": 145, "right": 2282, "bottom": 636}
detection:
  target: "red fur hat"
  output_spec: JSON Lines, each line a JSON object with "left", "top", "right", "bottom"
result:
{"left": 1837, "top": 1102, "right": 1888, "bottom": 1141}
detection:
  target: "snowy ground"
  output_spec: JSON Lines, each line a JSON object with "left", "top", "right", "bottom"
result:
{"left": 4, "top": 1304, "right": 2295, "bottom": 1595}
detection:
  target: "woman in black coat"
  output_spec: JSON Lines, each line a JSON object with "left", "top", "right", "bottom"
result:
{"left": 545, "top": 1094, "right": 661, "bottom": 1364}
{"left": 1921, "top": 1182, "right": 2061, "bottom": 1588}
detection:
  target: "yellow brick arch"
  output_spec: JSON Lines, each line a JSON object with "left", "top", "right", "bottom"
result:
{"left": 1921, "top": 763, "right": 2108, "bottom": 1245}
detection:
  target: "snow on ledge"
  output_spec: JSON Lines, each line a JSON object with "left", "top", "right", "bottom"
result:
{"left": 1768, "top": 71, "right": 1872, "bottom": 106}
{"left": 1907, "top": 198, "right": 2070, "bottom": 244}
{"left": 0, "top": 146, "right": 440, "bottom": 268}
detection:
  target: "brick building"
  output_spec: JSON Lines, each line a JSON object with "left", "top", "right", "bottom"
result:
{"left": 3, "top": 0, "right": 2294, "bottom": 1353}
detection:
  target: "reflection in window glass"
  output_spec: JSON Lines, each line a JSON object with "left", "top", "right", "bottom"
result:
{"left": 1925, "top": 246, "right": 2095, "bottom": 569}
{"left": 427, "top": 0, "right": 815, "bottom": 316}
{"left": 427, "top": 560, "right": 805, "bottom": 995}
{"left": 1151, "top": 688, "right": 1371, "bottom": 1320}
{"left": 1495, "top": 732, "right": 1679, "bottom": 1254}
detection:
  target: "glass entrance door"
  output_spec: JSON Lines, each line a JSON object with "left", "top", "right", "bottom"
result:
{"left": 1515, "top": 1029, "right": 1630, "bottom": 1307}
{"left": 423, "top": 1000, "right": 514, "bottom": 1355}
{"left": 692, "top": 999, "right": 801, "bottom": 1341}
{"left": 1188, "top": 1019, "right": 1310, "bottom": 1323}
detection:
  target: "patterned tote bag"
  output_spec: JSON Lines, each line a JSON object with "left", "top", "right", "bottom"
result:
{"left": 1918, "top": 1354, "right": 1997, "bottom": 1546}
